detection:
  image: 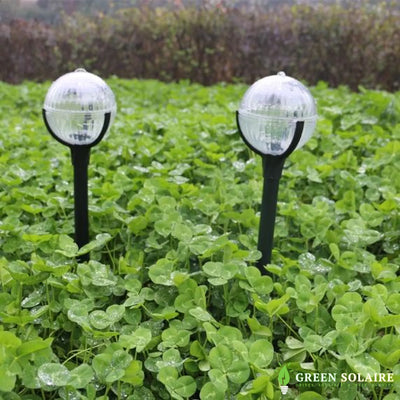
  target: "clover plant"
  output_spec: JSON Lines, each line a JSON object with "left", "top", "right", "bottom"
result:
{"left": 0, "top": 79, "right": 399, "bottom": 399}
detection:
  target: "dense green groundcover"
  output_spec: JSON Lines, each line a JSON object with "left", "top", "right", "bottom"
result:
{"left": 0, "top": 78, "right": 399, "bottom": 400}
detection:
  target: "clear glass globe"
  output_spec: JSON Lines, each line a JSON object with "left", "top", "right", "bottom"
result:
{"left": 43, "top": 68, "right": 116, "bottom": 146}
{"left": 238, "top": 72, "right": 317, "bottom": 156}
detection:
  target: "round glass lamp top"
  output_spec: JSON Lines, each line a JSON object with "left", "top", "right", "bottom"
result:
{"left": 43, "top": 68, "right": 116, "bottom": 146}
{"left": 238, "top": 72, "right": 317, "bottom": 156}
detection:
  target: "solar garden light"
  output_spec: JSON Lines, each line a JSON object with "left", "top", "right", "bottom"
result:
{"left": 236, "top": 72, "right": 317, "bottom": 273}
{"left": 43, "top": 68, "right": 116, "bottom": 261}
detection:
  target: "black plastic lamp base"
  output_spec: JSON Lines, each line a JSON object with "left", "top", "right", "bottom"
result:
{"left": 236, "top": 111, "right": 304, "bottom": 274}
{"left": 256, "top": 122, "right": 304, "bottom": 274}
{"left": 42, "top": 110, "right": 111, "bottom": 262}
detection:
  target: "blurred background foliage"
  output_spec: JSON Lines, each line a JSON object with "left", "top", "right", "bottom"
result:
{"left": 0, "top": 0, "right": 399, "bottom": 91}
